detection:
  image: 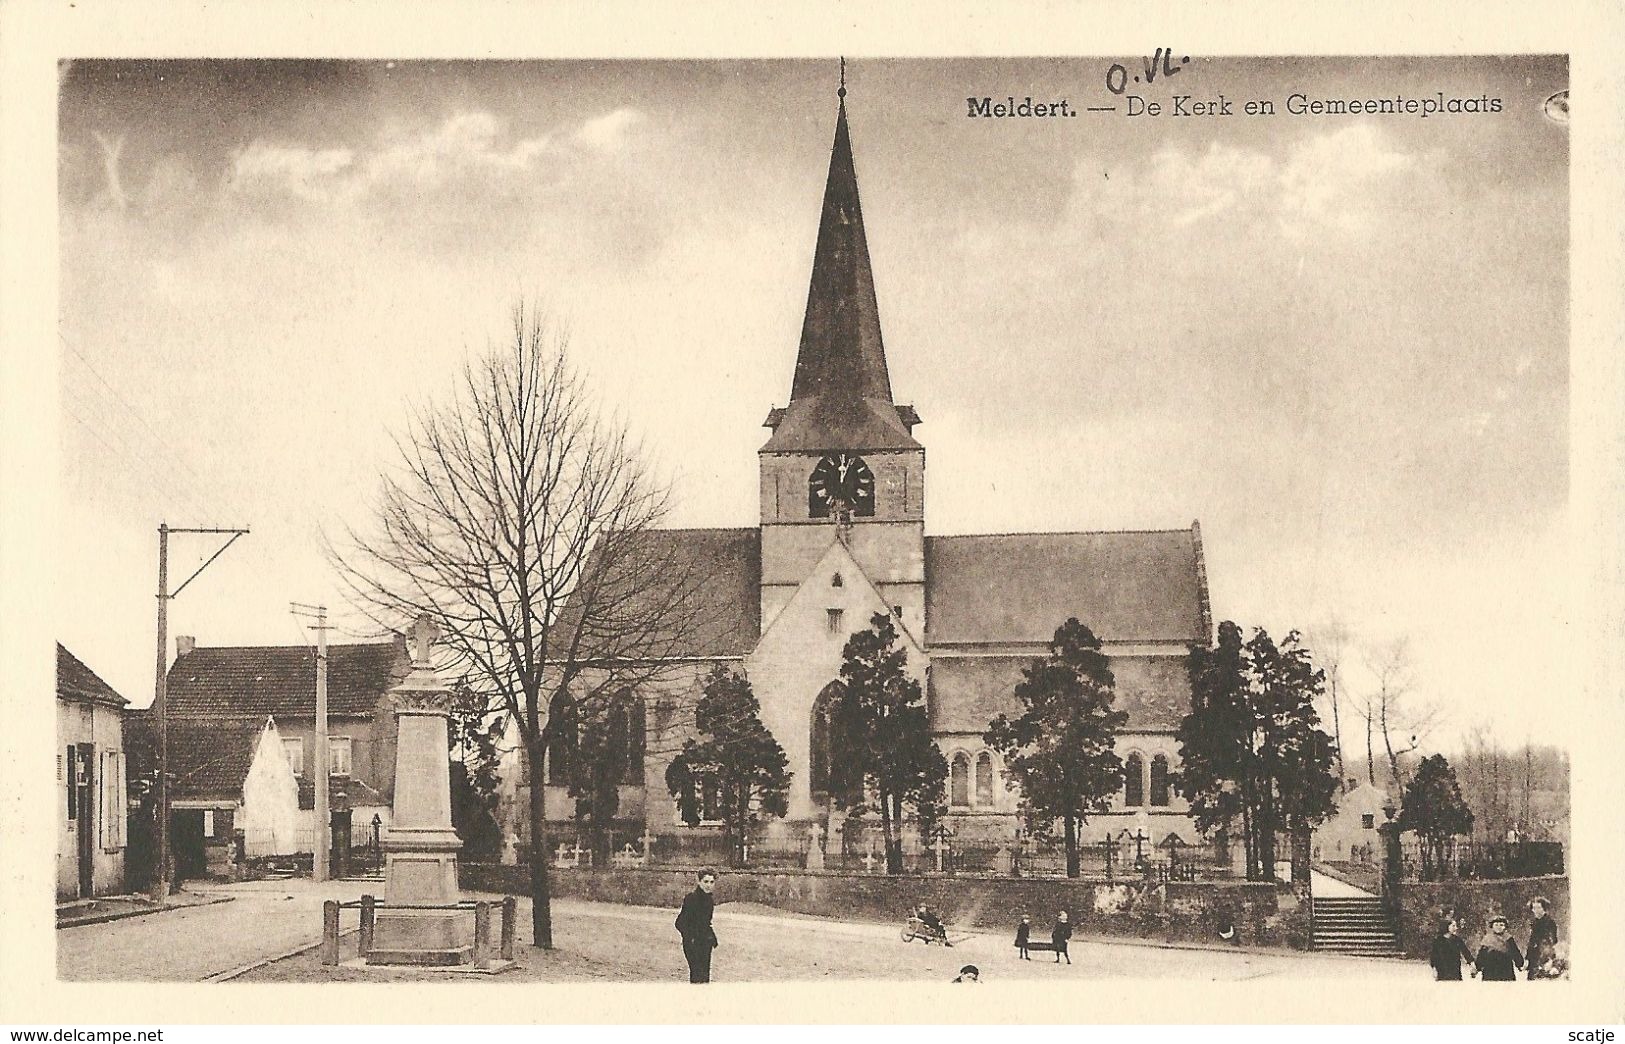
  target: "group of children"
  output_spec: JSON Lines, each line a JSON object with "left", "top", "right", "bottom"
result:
{"left": 1013, "top": 911, "right": 1074, "bottom": 964}
{"left": 1429, "top": 897, "right": 1562, "bottom": 981}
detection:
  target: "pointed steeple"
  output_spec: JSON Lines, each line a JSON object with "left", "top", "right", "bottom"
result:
{"left": 763, "top": 76, "right": 920, "bottom": 453}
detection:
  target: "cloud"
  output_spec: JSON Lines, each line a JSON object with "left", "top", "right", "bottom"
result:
{"left": 227, "top": 111, "right": 552, "bottom": 204}
{"left": 1065, "top": 123, "right": 1422, "bottom": 241}
{"left": 231, "top": 143, "right": 356, "bottom": 202}
{"left": 1277, "top": 124, "right": 1415, "bottom": 237}
{"left": 573, "top": 108, "right": 645, "bottom": 151}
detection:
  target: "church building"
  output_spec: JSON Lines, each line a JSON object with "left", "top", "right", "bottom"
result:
{"left": 520, "top": 87, "right": 1213, "bottom": 852}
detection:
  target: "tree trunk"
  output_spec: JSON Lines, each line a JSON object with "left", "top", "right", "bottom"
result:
{"left": 879, "top": 790, "right": 900, "bottom": 874}
{"left": 1329, "top": 676, "right": 1346, "bottom": 785}
{"left": 1064, "top": 814, "right": 1079, "bottom": 879}
{"left": 1365, "top": 711, "right": 1376, "bottom": 786}
{"left": 526, "top": 759, "right": 554, "bottom": 949}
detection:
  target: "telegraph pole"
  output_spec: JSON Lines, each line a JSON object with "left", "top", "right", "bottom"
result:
{"left": 292, "top": 602, "right": 331, "bottom": 882}
{"left": 151, "top": 524, "right": 249, "bottom": 903}
{"left": 150, "top": 524, "right": 169, "bottom": 903}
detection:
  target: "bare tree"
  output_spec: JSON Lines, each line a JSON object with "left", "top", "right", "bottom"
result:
{"left": 329, "top": 303, "right": 718, "bottom": 948}
{"left": 1309, "top": 617, "right": 1351, "bottom": 789}
{"left": 1356, "top": 638, "right": 1440, "bottom": 793}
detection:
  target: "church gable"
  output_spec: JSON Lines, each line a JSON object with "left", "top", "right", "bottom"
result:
{"left": 751, "top": 535, "right": 923, "bottom": 667}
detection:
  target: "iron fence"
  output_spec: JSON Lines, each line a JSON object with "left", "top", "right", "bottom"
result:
{"left": 540, "top": 824, "right": 1233, "bottom": 880}
{"left": 1400, "top": 838, "right": 1564, "bottom": 881}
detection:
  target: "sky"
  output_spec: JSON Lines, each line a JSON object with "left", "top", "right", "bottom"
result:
{"left": 56, "top": 55, "right": 1570, "bottom": 752}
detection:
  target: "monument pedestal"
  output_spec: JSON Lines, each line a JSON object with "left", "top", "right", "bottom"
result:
{"left": 365, "top": 621, "right": 471, "bottom": 967}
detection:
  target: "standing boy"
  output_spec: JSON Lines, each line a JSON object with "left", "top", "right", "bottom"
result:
{"left": 675, "top": 869, "right": 719, "bottom": 983}
{"left": 1014, "top": 914, "right": 1032, "bottom": 959}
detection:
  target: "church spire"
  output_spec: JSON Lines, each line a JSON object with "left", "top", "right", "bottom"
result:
{"left": 763, "top": 69, "right": 920, "bottom": 453}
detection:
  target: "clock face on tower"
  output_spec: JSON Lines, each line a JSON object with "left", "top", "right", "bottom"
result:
{"left": 808, "top": 452, "right": 876, "bottom": 519}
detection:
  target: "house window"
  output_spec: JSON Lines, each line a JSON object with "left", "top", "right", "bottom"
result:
{"left": 974, "top": 752, "right": 995, "bottom": 807}
{"left": 1361, "top": 813, "right": 1375, "bottom": 829}
{"left": 831, "top": 573, "right": 844, "bottom": 588}
{"left": 328, "top": 737, "right": 353, "bottom": 776}
{"left": 203, "top": 809, "right": 216, "bottom": 838}
{"left": 282, "top": 738, "right": 304, "bottom": 776}
{"left": 1124, "top": 753, "right": 1145, "bottom": 807}
{"left": 950, "top": 753, "right": 971, "bottom": 808}
{"left": 826, "top": 608, "right": 844, "bottom": 634}
{"left": 1150, "top": 755, "right": 1171, "bottom": 807}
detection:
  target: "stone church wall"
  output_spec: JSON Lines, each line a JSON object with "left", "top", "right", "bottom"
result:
{"left": 462, "top": 862, "right": 1311, "bottom": 951}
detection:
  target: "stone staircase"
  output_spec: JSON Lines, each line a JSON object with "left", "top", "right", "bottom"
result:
{"left": 1312, "top": 896, "right": 1403, "bottom": 957}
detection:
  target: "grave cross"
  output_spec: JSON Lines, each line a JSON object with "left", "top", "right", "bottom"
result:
{"left": 1102, "top": 832, "right": 1120, "bottom": 880}
{"left": 807, "top": 821, "right": 825, "bottom": 851}
{"left": 1132, "top": 829, "right": 1149, "bottom": 868}
{"left": 861, "top": 849, "right": 878, "bottom": 873}
{"left": 929, "top": 825, "right": 953, "bottom": 873}
{"left": 640, "top": 827, "right": 657, "bottom": 865}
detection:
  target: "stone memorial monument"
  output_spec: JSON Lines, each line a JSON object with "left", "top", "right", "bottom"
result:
{"left": 367, "top": 614, "right": 470, "bottom": 966}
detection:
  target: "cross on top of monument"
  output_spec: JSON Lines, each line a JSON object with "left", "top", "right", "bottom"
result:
{"left": 409, "top": 613, "right": 440, "bottom": 666}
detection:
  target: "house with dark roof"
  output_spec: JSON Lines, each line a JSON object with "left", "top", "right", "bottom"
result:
{"left": 518, "top": 86, "right": 1213, "bottom": 851}
{"left": 127, "top": 635, "right": 407, "bottom": 879}
{"left": 57, "top": 644, "right": 131, "bottom": 900}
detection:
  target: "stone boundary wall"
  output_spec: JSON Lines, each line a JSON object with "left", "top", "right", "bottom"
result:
{"left": 461, "top": 864, "right": 1313, "bottom": 951}
{"left": 1392, "top": 875, "right": 1568, "bottom": 960}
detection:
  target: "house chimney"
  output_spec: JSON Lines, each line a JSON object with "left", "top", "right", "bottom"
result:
{"left": 176, "top": 635, "right": 197, "bottom": 658}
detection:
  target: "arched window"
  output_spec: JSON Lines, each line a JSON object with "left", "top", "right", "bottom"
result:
{"left": 1123, "top": 752, "right": 1145, "bottom": 807}
{"left": 974, "top": 752, "right": 995, "bottom": 807}
{"left": 950, "top": 753, "right": 971, "bottom": 808}
{"left": 809, "top": 682, "right": 843, "bottom": 797}
{"left": 546, "top": 691, "right": 578, "bottom": 786}
{"left": 1150, "top": 754, "right": 1171, "bottom": 807}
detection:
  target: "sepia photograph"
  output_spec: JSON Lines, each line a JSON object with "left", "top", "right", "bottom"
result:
{"left": 2, "top": 8, "right": 1616, "bottom": 1023}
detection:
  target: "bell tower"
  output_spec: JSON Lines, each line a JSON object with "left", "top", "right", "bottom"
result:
{"left": 758, "top": 74, "right": 926, "bottom": 637}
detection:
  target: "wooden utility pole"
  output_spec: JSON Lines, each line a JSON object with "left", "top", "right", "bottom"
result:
{"left": 151, "top": 524, "right": 249, "bottom": 903}
{"left": 150, "top": 524, "right": 169, "bottom": 904}
{"left": 292, "top": 602, "right": 331, "bottom": 882}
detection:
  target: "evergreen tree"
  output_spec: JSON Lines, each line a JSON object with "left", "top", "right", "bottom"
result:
{"left": 1398, "top": 753, "right": 1475, "bottom": 880}
{"left": 1175, "top": 622, "right": 1341, "bottom": 881}
{"left": 828, "top": 613, "right": 948, "bottom": 874}
{"left": 565, "top": 696, "right": 636, "bottom": 865}
{"left": 1176, "top": 621, "right": 1256, "bottom": 874}
{"left": 448, "top": 687, "right": 505, "bottom": 862}
{"left": 985, "top": 618, "right": 1127, "bottom": 878}
{"left": 665, "top": 666, "right": 790, "bottom": 867}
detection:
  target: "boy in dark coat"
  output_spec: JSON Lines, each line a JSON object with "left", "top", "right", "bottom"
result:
{"left": 1526, "top": 898, "right": 1559, "bottom": 979}
{"left": 675, "top": 869, "right": 718, "bottom": 983}
{"left": 1014, "top": 914, "right": 1032, "bottom": 959}
{"left": 1429, "top": 918, "right": 1474, "bottom": 980}
{"left": 1473, "top": 914, "right": 1525, "bottom": 981}
{"left": 1050, "top": 910, "right": 1072, "bottom": 964}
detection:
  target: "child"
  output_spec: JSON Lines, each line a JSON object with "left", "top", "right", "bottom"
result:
{"left": 1014, "top": 914, "right": 1032, "bottom": 959}
{"left": 1051, "top": 910, "right": 1072, "bottom": 965}
{"left": 952, "top": 964, "right": 981, "bottom": 983}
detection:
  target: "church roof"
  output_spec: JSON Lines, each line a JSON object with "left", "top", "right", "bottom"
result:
{"left": 762, "top": 99, "right": 920, "bottom": 453}
{"left": 929, "top": 654, "right": 1192, "bottom": 733}
{"left": 164, "top": 640, "right": 406, "bottom": 718}
{"left": 553, "top": 527, "right": 763, "bottom": 660}
{"left": 924, "top": 528, "right": 1210, "bottom": 646}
